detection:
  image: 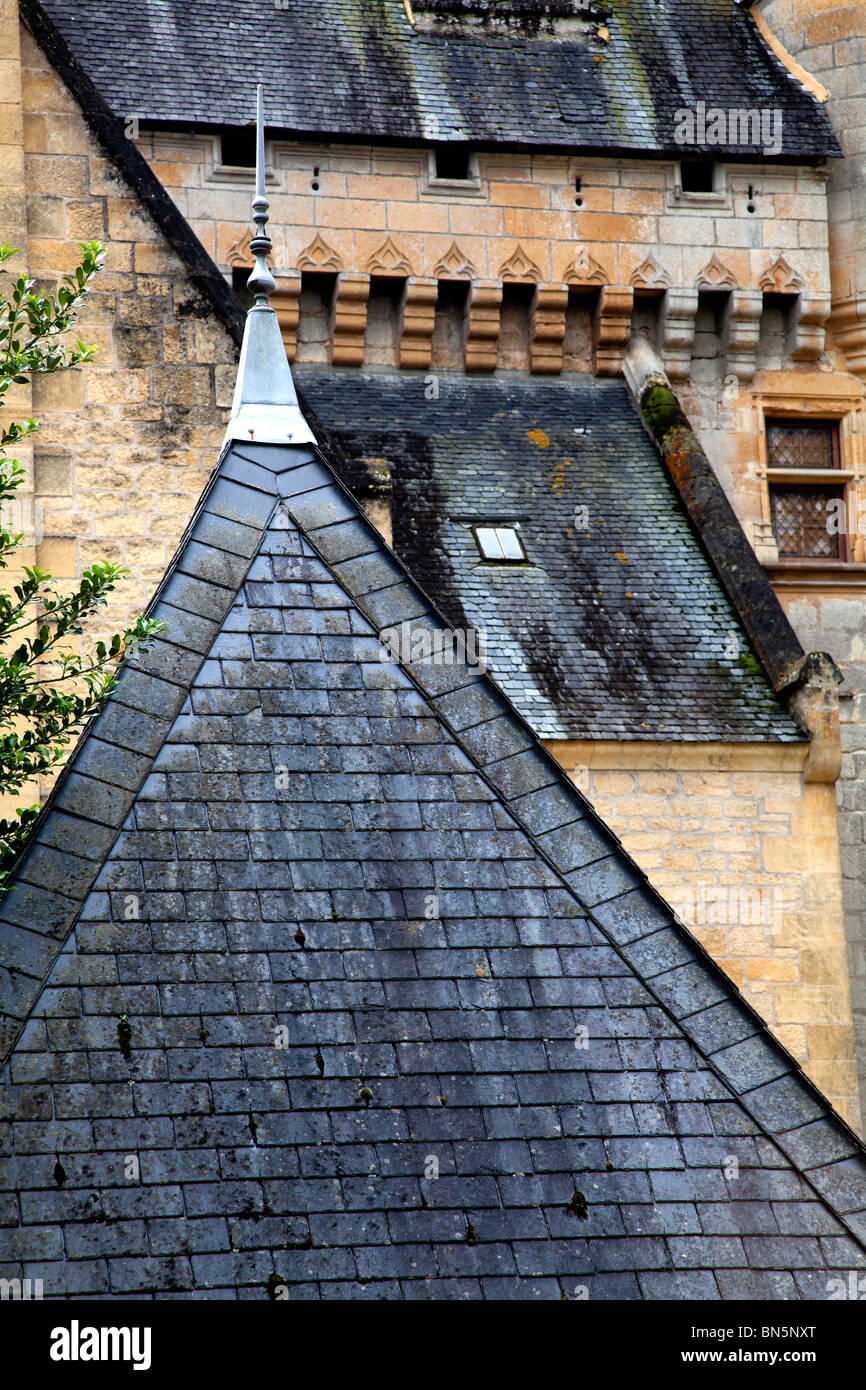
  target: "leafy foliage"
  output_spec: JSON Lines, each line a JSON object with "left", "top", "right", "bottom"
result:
{"left": 0, "top": 241, "right": 164, "bottom": 880}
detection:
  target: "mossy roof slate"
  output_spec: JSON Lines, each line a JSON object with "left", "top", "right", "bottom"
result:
{"left": 298, "top": 368, "right": 803, "bottom": 744}
{"left": 1, "top": 431, "right": 864, "bottom": 1299}
{"left": 34, "top": 0, "right": 840, "bottom": 158}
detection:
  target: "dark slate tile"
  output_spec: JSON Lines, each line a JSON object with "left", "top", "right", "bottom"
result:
{"left": 284, "top": 483, "right": 356, "bottom": 531}
{"left": 433, "top": 683, "right": 507, "bottom": 734}
{"left": 159, "top": 571, "right": 234, "bottom": 623}
{"left": 128, "top": 635, "right": 205, "bottom": 687}
{"left": 511, "top": 782, "right": 587, "bottom": 836}
{"left": 714, "top": 1269, "right": 799, "bottom": 1300}
{"left": 176, "top": 539, "right": 251, "bottom": 590}
{"left": 233, "top": 442, "right": 317, "bottom": 475}
{"left": 0, "top": 924, "right": 61, "bottom": 978}
{"left": 709, "top": 1035, "right": 792, "bottom": 1095}
{"left": 457, "top": 716, "right": 534, "bottom": 767}
{"left": 668, "top": 1235, "right": 746, "bottom": 1268}
{"left": 332, "top": 551, "right": 405, "bottom": 595}
{"left": 304, "top": 518, "right": 375, "bottom": 565}
{"left": 190, "top": 509, "right": 262, "bottom": 559}
{"left": 114, "top": 669, "right": 190, "bottom": 721}
{"left": 536, "top": 819, "right": 612, "bottom": 875}
{"left": 53, "top": 773, "right": 137, "bottom": 827}
{"left": 808, "top": 1158, "right": 866, "bottom": 1215}
{"left": 620, "top": 928, "right": 695, "bottom": 979}
{"left": 357, "top": 584, "right": 430, "bottom": 631}
{"left": 141, "top": 604, "right": 221, "bottom": 659}
{"left": 680, "top": 1000, "right": 759, "bottom": 1055}
{"left": 219, "top": 451, "right": 284, "bottom": 494}
{"left": 745, "top": 1077, "right": 827, "bottom": 1134}
{"left": 486, "top": 750, "right": 559, "bottom": 801}
{"left": 637, "top": 1270, "right": 720, "bottom": 1300}
{"left": 17, "top": 843, "right": 98, "bottom": 900}
{"left": 743, "top": 1235, "right": 823, "bottom": 1269}
{"left": 773, "top": 1119, "right": 861, "bottom": 1171}
{"left": 565, "top": 855, "right": 641, "bottom": 908}
{"left": 205, "top": 477, "right": 277, "bottom": 529}
{"left": 646, "top": 962, "right": 730, "bottom": 1018}
{"left": 37, "top": 810, "right": 119, "bottom": 861}
{"left": 591, "top": 887, "right": 671, "bottom": 947}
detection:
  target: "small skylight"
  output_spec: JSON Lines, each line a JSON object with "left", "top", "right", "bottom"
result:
{"left": 473, "top": 525, "right": 526, "bottom": 563}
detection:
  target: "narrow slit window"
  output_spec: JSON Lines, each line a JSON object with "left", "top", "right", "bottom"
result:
{"left": 473, "top": 526, "right": 526, "bottom": 562}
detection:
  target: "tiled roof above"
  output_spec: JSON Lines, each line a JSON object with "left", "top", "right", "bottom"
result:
{"left": 1, "top": 433, "right": 864, "bottom": 1298}
{"left": 33, "top": 0, "right": 841, "bottom": 158}
{"left": 299, "top": 368, "right": 803, "bottom": 744}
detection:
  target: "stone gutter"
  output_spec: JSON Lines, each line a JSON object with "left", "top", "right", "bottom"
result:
{"left": 624, "top": 336, "right": 842, "bottom": 783}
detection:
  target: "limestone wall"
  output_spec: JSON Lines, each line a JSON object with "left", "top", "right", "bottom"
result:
{"left": 551, "top": 740, "right": 858, "bottom": 1126}
{"left": 17, "top": 22, "right": 237, "bottom": 634}
{"left": 139, "top": 127, "right": 834, "bottom": 381}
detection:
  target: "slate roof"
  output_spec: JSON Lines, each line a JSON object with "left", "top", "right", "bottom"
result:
{"left": 33, "top": 0, "right": 841, "bottom": 159}
{"left": 1, "top": 429, "right": 866, "bottom": 1299}
{"left": 298, "top": 367, "right": 803, "bottom": 744}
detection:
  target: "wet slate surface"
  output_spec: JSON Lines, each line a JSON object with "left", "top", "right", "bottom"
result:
{"left": 299, "top": 368, "right": 802, "bottom": 743}
{"left": 1, "top": 441, "right": 863, "bottom": 1300}
{"left": 38, "top": 0, "right": 840, "bottom": 158}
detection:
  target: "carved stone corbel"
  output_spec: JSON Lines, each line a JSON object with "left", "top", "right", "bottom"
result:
{"left": 332, "top": 272, "right": 370, "bottom": 366}
{"left": 660, "top": 288, "right": 699, "bottom": 381}
{"left": 723, "top": 288, "right": 763, "bottom": 383}
{"left": 465, "top": 279, "right": 502, "bottom": 372}
{"left": 827, "top": 296, "right": 866, "bottom": 378}
{"left": 400, "top": 276, "right": 439, "bottom": 370}
{"left": 530, "top": 283, "right": 569, "bottom": 375}
{"left": 271, "top": 271, "right": 302, "bottom": 362}
{"left": 592, "top": 285, "right": 633, "bottom": 376}
{"left": 788, "top": 295, "right": 830, "bottom": 363}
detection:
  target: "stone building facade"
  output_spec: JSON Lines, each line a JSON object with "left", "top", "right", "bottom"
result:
{"left": 2, "top": 223, "right": 866, "bottom": 1298}
{"left": 1, "top": 0, "right": 864, "bottom": 1125}
{"left": 753, "top": 0, "right": 866, "bottom": 1184}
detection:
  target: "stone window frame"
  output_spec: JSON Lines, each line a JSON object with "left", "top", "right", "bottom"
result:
{"left": 755, "top": 386, "right": 866, "bottom": 573}
{"left": 204, "top": 133, "right": 279, "bottom": 185}
{"left": 766, "top": 418, "right": 846, "bottom": 562}
{"left": 422, "top": 148, "right": 484, "bottom": 198}
{"left": 665, "top": 160, "right": 730, "bottom": 211}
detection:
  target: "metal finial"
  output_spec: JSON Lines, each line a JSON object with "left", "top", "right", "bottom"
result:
{"left": 247, "top": 84, "right": 275, "bottom": 307}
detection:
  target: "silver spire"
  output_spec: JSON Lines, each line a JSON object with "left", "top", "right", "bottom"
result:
{"left": 223, "top": 86, "right": 315, "bottom": 448}
{"left": 246, "top": 84, "right": 276, "bottom": 308}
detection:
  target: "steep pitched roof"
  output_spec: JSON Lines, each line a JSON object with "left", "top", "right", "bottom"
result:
{"left": 1, "top": 422, "right": 865, "bottom": 1297}
{"left": 32, "top": 0, "right": 841, "bottom": 159}
{"left": 299, "top": 367, "right": 803, "bottom": 744}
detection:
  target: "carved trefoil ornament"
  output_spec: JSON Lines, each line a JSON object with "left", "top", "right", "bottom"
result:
{"left": 630, "top": 256, "right": 671, "bottom": 291}
{"left": 366, "top": 237, "right": 413, "bottom": 276}
{"left": 228, "top": 229, "right": 273, "bottom": 268}
{"left": 564, "top": 246, "right": 608, "bottom": 286}
{"left": 759, "top": 256, "right": 806, "bottom": 295}
{"left": 696, "top": 255, "right": 738, "bottom": 290}
{"left": 433, "top": 241, "right": 477, "bottom": 279}
{"left": 499, "top": 244, "right": 542, "bottom": 282}
{"left": 297, "top": 234, "right": 344, "bottom": 273}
